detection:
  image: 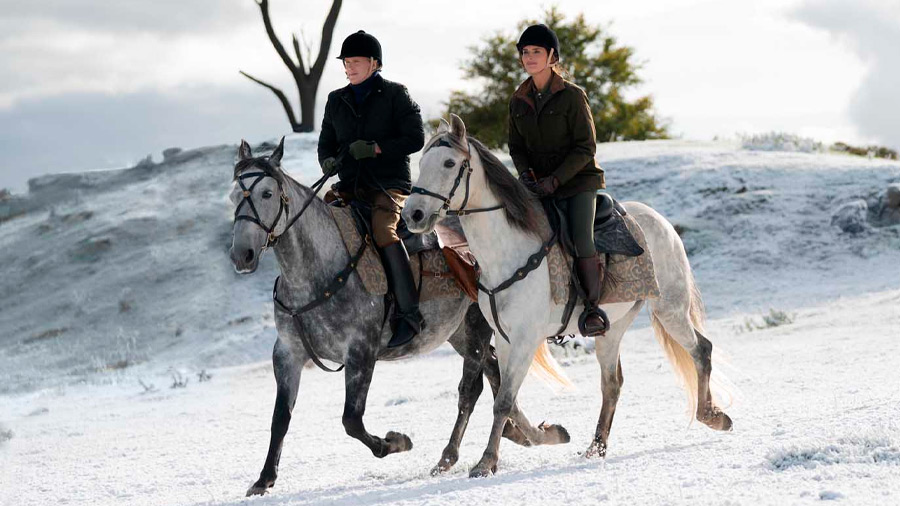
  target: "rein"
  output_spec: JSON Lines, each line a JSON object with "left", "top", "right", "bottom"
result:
{"left": 234, "top": 157, "right": 338, "bottom": 253}
{"left": 235, "top": 157, "right": 355, "bottom": 373}
{"left": 410, "top": 138, "right": 505, "bottom": 217}
{"left": 409, "top": 136, "right": 562, "bottom": 342}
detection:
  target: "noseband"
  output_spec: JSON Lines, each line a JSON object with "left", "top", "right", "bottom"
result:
{"left": 233, "top": 158, "right": 335, "bottom": 252}
{"left": 234, "top": 170, "right": 289, "bottom": 250}
{"left": 410, "top": 138, "right": 505, "bottom": 217}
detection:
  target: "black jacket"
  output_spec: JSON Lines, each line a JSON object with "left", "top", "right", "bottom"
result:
{"left": 318, "top": 73, "right": 425, "bottom": 194}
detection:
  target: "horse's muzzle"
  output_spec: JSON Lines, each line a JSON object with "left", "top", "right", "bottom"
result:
{"left": 230, "top": 246, "right": 259, "bottom": 274}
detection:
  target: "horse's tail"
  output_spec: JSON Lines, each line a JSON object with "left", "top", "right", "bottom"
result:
{"left": 528, "top": 341, "right": 574, "bottom": 390}
{"left": 650, "top": 268, "right": 732, "bottom": 417}
{"left": 649, "top": 271, "right": 704, "bottom": 415}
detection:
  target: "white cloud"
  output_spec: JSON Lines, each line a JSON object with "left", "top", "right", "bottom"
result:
{"left": 792, "top": 0, "right": 900, "bottom": 148}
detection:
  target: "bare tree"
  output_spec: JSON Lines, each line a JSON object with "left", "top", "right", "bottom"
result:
{"left": 240, "top": 0, "right": 343, "bottom": 132}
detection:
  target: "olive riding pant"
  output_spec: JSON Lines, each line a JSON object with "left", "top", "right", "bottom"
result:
{"left": 562, "top": 191, "right": 597, "bottom": 259}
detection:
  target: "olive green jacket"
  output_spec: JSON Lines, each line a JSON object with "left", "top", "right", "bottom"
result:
{"left": 508, "top": 72, "right": 605, "bottom": 199}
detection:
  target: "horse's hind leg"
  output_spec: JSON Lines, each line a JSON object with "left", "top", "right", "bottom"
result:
{"left": 650, "top": 304, "right": 732, "bottom": 431}
{"left": 342, "top": 342, "right": 413, "bottom": 458}
{"left": 585, "top": 301, "right": 643, "bottom": 458}
{"left": 247, "top": 339, "right": 308, "bottom": 496}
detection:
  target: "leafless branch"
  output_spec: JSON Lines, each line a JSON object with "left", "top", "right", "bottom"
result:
{"left": 312, "top": 0, "right": 342, "bottom": 76}
{"left": 239, "top": 70, "right": 300, "bottom": 130}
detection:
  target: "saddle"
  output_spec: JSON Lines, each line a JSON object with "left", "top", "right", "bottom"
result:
{"left": 326, "top": 200, "right": 479, "bottom": 303}
{"left": 542, "top": 193, "right": 660, "bottom": 306}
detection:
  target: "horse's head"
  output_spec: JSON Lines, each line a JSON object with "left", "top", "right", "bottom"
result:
{"left": 229, "top": 137, "right": 287, "bottom": 274}
{"left": 403, "top": 114, "right": 472, "bottom": 234}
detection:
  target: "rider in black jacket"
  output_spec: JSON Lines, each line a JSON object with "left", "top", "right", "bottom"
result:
{"left": 318, "top": 30, "right": 426, "bottom": 348}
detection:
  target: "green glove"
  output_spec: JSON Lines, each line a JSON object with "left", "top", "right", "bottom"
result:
{"left": 349, "top": 140, "right": 377, "bottom": 160}
{"left": 321, "top": 157, "right": 337, "bottom": 174}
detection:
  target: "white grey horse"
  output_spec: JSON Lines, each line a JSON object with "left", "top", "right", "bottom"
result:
{"left": 229, "top": 138, "right": 571, "bottom": 495}
{"left": 402, "top": 115, "right": 733, "bottom": 478}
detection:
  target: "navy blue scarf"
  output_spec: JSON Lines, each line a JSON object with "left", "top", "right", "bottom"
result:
{"left": 350, "top": 71, "right": 380, "bottom": 104}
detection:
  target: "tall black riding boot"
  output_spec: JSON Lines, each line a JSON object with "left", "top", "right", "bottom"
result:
{"left": 381, "top": 241, "right": 425, "bottom": 348}
{"left": 575, "top": 256, "right": 610, "bottom": 337}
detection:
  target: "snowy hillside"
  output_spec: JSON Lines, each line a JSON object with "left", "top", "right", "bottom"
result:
{"left": 0, "top": 137, "right": 898, "bottom": 505}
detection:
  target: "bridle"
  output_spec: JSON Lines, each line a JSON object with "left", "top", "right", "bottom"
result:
{"left": 233, "top": 157, "right": 335, "bottom": 252}
{"left": 409, "top": 137, "right": 505, "bottom": 217}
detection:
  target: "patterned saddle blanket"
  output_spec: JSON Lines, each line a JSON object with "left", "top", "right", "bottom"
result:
{"left": 545, "top": 195, "right": 660, "bottom": 305}
{"left": 328, "top": 205, "right": 472, "bottom": 302}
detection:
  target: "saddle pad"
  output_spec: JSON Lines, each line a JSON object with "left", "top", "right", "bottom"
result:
{"left": 328, "top": 206, "right": 463, "bottom": 302}
{"left": 549, "top": 213, "right": 660, "bottom": 305}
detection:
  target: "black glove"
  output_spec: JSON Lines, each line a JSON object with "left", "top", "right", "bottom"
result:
{"left": 518, "top": 171, "right": 537, "bottom": 191}
{"left": 528, "top": 175, "right": 558, "bottom": 197}
{"left": 349, "top": 140, "right": 377, "bottom": 160}
{"left": 321, "top": 157, "right": 337, "bottom": 174}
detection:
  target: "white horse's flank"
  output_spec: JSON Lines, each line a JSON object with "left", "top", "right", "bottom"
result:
{"left": 403, "top": 115, "right": 732, "bottom": 477}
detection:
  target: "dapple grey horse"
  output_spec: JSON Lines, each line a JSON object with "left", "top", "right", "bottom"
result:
{"left": 229, "top": 138, "right": 570, "bottom": 495}
{"left": 403, "top": 115, "right": 733, "bottom": 478}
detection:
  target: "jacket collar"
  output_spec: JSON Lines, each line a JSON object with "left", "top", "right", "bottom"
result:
{"left": 513, "top": 71, "right": 567, "bottom": 111}
{"left": 340, "top": 72, "right": 385, "bottom": 99}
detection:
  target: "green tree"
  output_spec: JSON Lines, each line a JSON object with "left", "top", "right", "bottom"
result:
{"left": 446, "top": 7, "right": 669, "bottom": 148}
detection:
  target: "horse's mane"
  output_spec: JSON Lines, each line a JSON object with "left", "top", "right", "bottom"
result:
{"left": 424, "top": 132, "right": 540, "bottom": 235}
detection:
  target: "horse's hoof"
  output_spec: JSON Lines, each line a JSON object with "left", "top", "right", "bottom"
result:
{"left": 468, "top": 465, "right": 495, "bottom": 478}
{"left": 583, "top": 440, "right": 607, "bottom": 459}
{"left": 246, "top": 476, "right": 274, "bottom": 497}
{"left": 245, "top": 485, "right": 269, "bottom": 497}
{"left": 385, "top": 431, "right": 413, "bottom": 453}
{"left": 431, "top": 453, "right": 458, "bottom": 476}
{"left": 699, "top": 409, "right": 733, "bottom": 432}
{"left": 539, "top": 422, "right": 571, "bottom": 445}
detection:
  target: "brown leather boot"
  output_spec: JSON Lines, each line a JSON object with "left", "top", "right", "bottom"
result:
{"left": 575, "top": 256, "right": 610, "bottom": 337}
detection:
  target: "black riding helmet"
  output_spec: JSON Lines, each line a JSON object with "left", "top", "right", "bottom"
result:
{"left": 336, "top": 30, "right": 383, "bottom": 65}
{"left": 516, "top": 24, "right": 560, "bottom": 61}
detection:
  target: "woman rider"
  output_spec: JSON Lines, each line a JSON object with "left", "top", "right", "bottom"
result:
{"left": 508, "top": 24, "right": 609, "bottom": 337}
{"left": 318, "top": 30, "right": 426, "bottom": 348}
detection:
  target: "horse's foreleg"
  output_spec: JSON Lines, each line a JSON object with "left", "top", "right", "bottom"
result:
{"left": 247, "top": 341, "right": 307, "bottom": 497}
{"left": 342, "top": 344, "right": 413, "bottom": 458}
{"left": 585, "top": 301, "right": 641, "bottom": 459}
{"left": 433, "top": 330, "right": 487, "bottom": 475}
{"left": 469, "top": 333, "right": 541, "bottom": 478}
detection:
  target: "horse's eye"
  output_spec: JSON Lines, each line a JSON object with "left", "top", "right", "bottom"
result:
{"left": 262, "top": 190, "right": 273, "bottom": 199}
{"left": 444, "top": 159, "right": 456, "bottom": 168}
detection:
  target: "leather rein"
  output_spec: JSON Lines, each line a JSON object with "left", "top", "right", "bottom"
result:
{"left": 408, "top": 137, "right": 561, "bottom": 343}
{"left": 409, "top": 138, "right": 505, "bottom": 217}
{"left": 234, "top": 157, "right": 354, "bottom": 373}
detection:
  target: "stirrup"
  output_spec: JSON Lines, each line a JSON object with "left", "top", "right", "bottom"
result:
{"left": 578, "top": 306, "right": 610, "bottom": 337}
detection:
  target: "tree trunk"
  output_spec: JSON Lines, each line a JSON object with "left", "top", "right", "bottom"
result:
{"left": 247, "top": 0, "right": 343, "bottom": 134}
{"left": 297, "top": 82, "right": 318, "bottom": 133}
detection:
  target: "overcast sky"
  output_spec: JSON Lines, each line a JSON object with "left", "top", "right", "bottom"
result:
{"left": 1, "top": 0, "right": 897, "bottom": 191}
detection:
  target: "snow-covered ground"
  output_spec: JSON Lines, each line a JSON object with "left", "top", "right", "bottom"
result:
{"left": 1, "top": 137, "right": 898, "bottom": 505}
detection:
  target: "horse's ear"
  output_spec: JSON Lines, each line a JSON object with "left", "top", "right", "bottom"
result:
{"left": 269, "top": 136, "right": 285, "bottom": 166}
{"left": 449, "top": 113, "right": 466, "bottom": 140}
{"left": 239, "top": 139, "right": 252, "bottom": 160}
{"left": 437, "top": 118, "right": 451, "bottom": 134}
